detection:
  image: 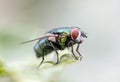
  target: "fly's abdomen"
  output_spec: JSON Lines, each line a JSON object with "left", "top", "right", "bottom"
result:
{"left": 34, "top": 38, "right": 53, "bottom": 58}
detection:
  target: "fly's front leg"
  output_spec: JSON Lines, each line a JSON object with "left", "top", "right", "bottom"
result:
{"left": 49, "top": 41, "right": 59, "bottom": 64}
{"left": 71, "top": 42, "right": 78, "bottom": 60}
{"left": 76, "top": 43, "right": 83, "bottom": 61}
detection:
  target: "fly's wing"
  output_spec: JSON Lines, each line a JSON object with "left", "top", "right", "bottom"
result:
{"left": 20, "top": 33, "right": 58, "bottom": 44}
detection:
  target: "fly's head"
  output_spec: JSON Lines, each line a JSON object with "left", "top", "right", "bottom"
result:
{"left": 71, "top": 27, "right": 87, "bottom": 43}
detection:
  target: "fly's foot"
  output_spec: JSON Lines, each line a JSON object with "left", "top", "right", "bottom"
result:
{"left": 55, "top": 60, "right": 60, "bottom": 64}
{"left": 79, "top": 56, "right": 83, "bottom": 61}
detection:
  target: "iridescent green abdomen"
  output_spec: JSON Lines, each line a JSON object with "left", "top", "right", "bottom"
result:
{"left": 34, "top": 38, "right": 53, "bottom": 58}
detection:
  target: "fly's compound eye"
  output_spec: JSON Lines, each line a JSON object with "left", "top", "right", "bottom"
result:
{"left": 71, "top": 28, "right": 82, "bottom": 42}
{"left": 71, "top": 28, "right": 79, "bottom": 40}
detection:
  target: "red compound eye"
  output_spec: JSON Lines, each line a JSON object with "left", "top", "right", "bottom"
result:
{"left": 71, "top": 28, "right": 79, "bottom": 39}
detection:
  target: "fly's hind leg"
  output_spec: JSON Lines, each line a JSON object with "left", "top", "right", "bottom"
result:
{"left": 49, "top": 41, "right": 59, "bottom": 64}
{"left": 76, "top": 43, "right": 83, "bottom": 61}
{"left": 37, "top": 50, "right": 45, "bottom": 69}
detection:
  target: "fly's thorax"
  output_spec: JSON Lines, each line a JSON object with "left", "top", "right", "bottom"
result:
{"left": 51, "top": 32, "right": 70, "bottom": 50}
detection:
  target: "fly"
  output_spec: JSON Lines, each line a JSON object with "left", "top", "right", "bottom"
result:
{"left": 21, "top": 27, "right": 87, "bottom": 68}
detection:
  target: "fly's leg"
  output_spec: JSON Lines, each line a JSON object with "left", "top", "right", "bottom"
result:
{"left": 71, "top": 42, "right": 78, "bottom": 60}
{"left": 49, "top": 41, "right": 59, "bottom": 64}
{"left": 76, "top": 43, "right": 83, "bottom": 61}
{"left": 37, "top": 50, "right": 44, "bottom": 69}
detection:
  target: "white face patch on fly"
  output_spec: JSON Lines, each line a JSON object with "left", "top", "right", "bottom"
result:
{"left": 75, "top": 30, "right": 81, "bottom": 42}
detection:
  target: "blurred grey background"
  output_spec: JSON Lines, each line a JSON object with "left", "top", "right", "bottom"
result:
{"left": 0, "top": 0, "right": 120, "bottom": 82}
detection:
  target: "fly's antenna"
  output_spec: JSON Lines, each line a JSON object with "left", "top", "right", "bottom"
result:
{"left": 81, "top": 31, "right": 87, "bottom": 38}
{"left": 19, "top": 34, "right": 58, "bottom": 44}
{"left": 19, "top": 37, "right": 44, "bottom": 44}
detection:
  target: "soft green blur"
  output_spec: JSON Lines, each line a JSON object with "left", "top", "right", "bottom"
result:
{"left": 0, "top": 0, "right": 120, "bottom": 82}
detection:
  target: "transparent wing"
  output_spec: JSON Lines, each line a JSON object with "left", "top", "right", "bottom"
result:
{"left": 20, "top": 33, "right": 58, "bottom": 44}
